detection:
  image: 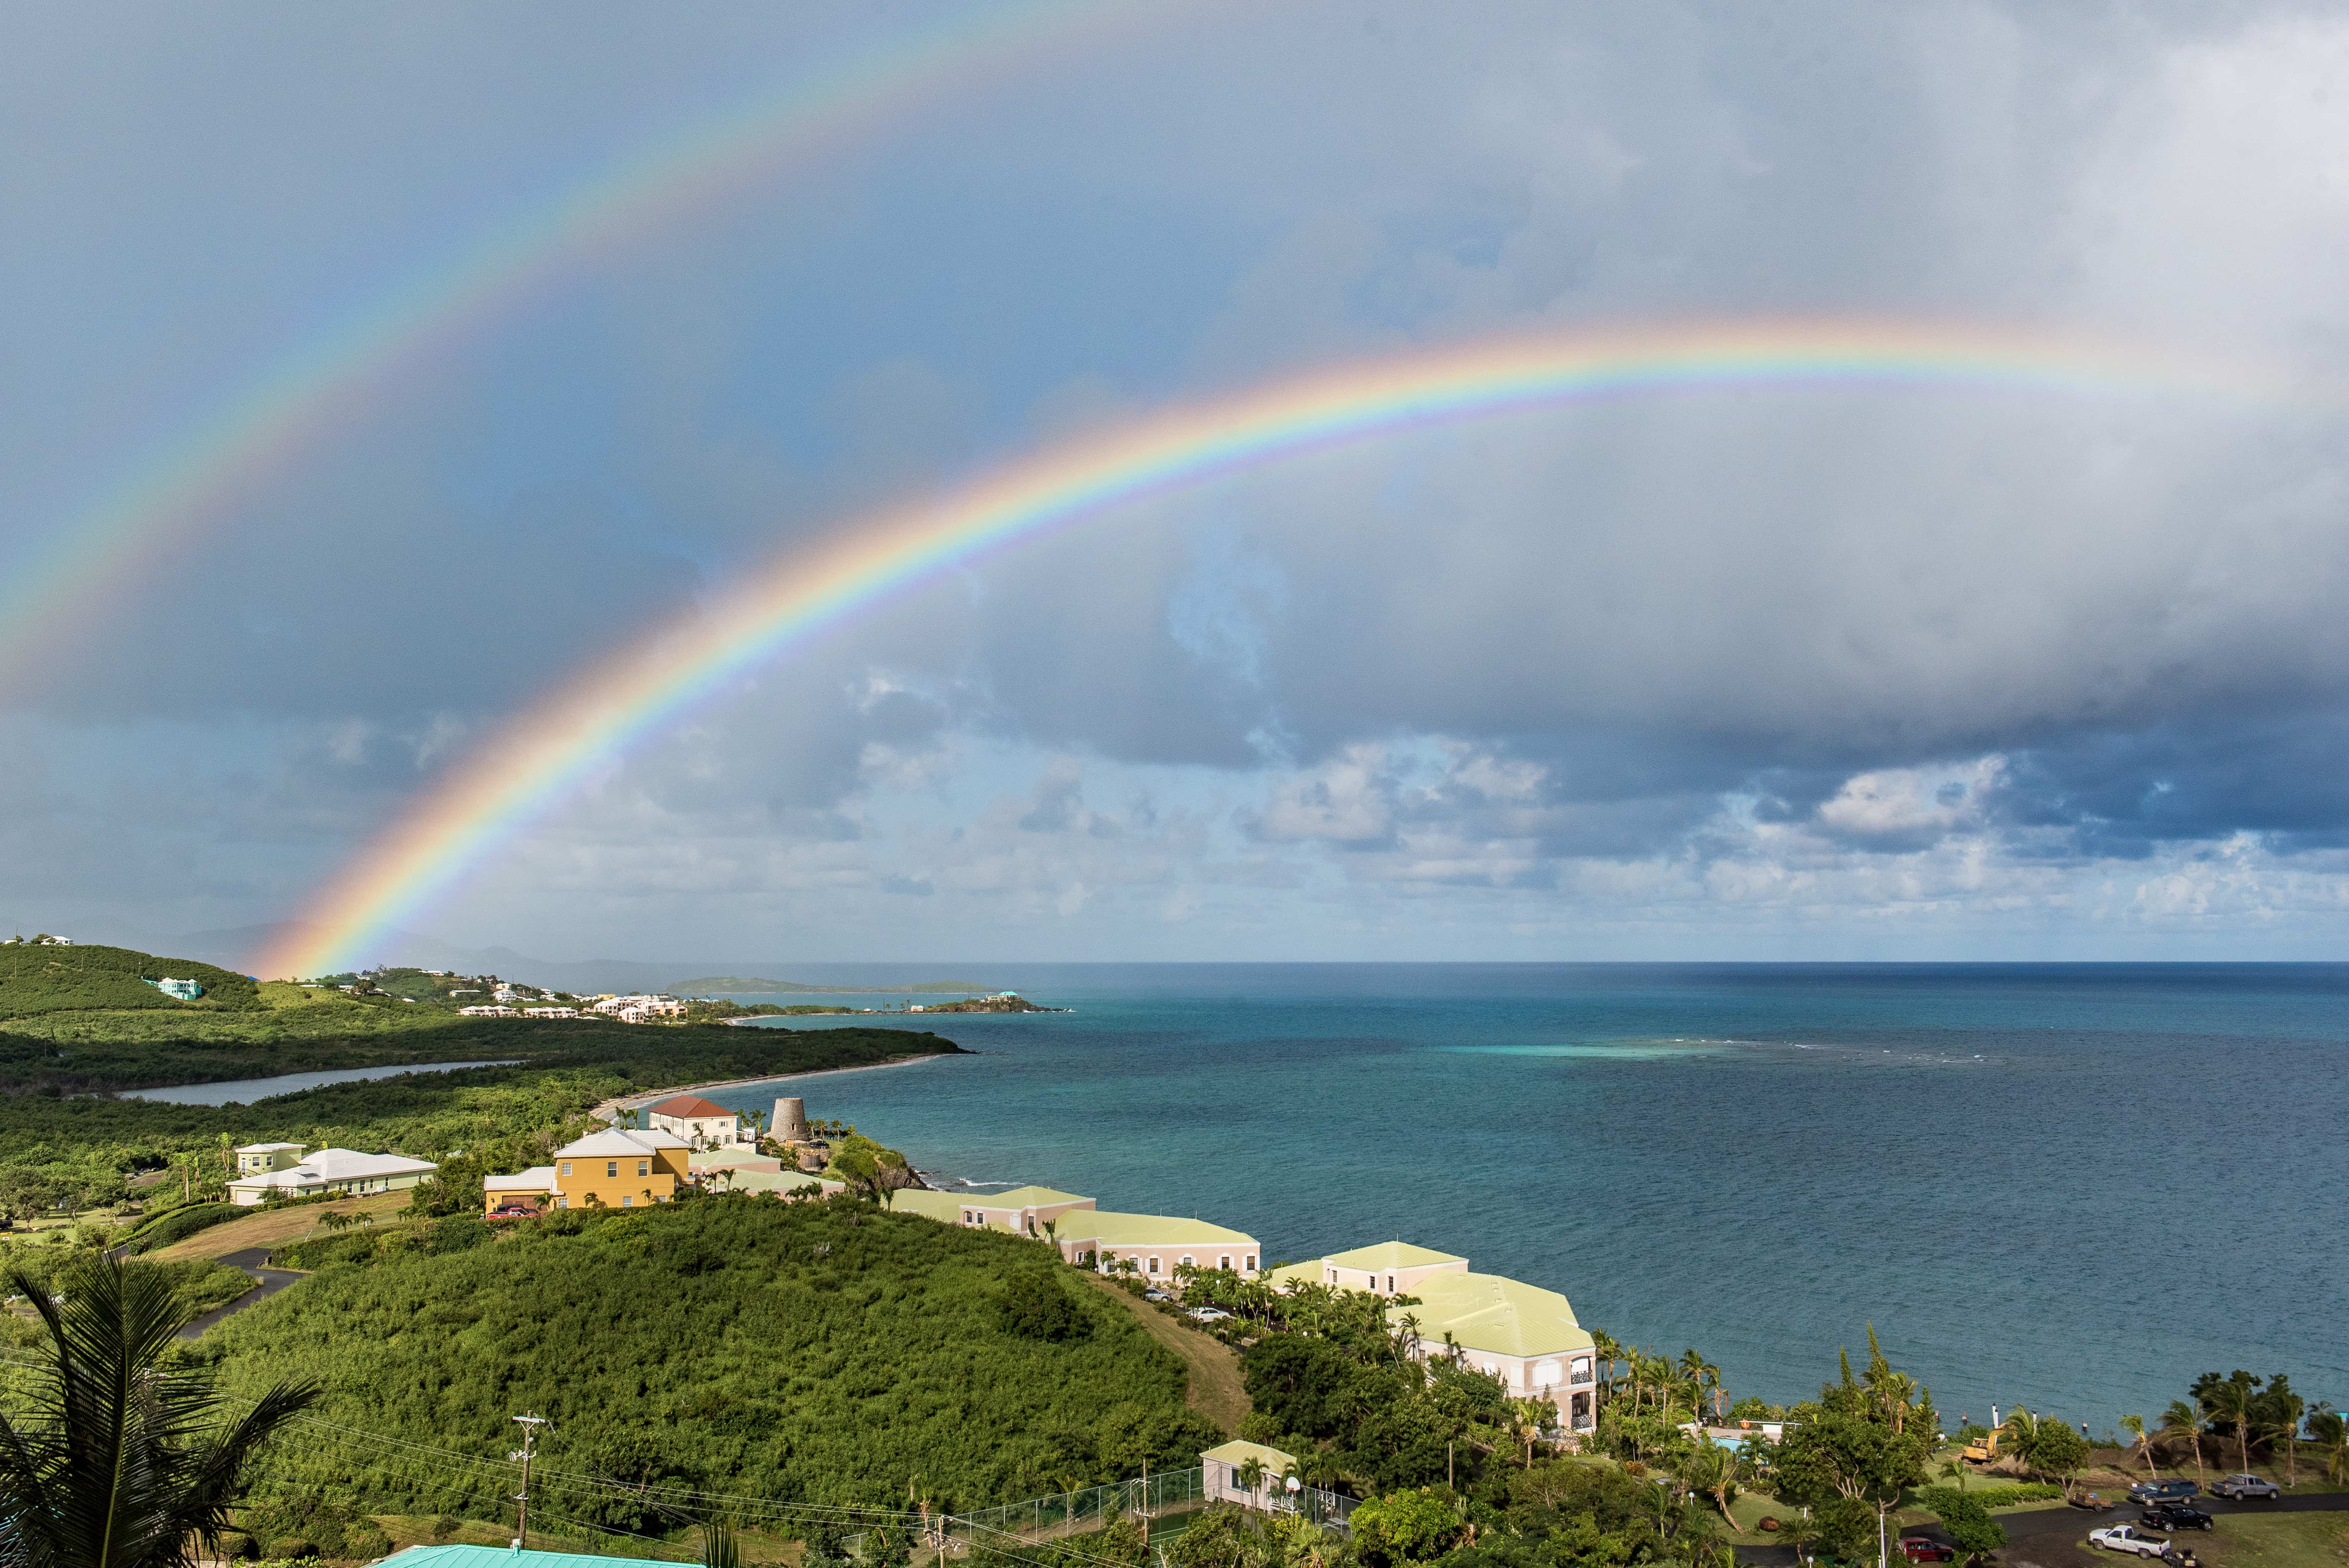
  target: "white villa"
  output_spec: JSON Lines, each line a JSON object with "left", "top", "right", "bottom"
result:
{"left": 226, "top": 1147, "right": 439, "bottom": 1206}
{"left": 233, "top": 1141, "right": 305, "bottom": 1177}
{"left": 644, "top": 1094, "right": 748, "bottom": 1148}
{"left": 1272, "top": 1242, "right": 1599, "bottom": 1432}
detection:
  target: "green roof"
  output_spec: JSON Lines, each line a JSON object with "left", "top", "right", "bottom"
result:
{"left": 1392, "top": 1270, "right": 1593, "bottom": 1359}
{"left": 688, "top": 1149, "right": 776, "bottom": 1168}
{"left": 1265, "top": 1262, "right": 1322, "bottom": 1290}
{"left": 1202, "top": 1439, "right": 1299, "bottom": 1472}
{"left": 966, "top": 1185, "right": 1091, "bottom": 1209}
{"left": 886, "top": 1189, "right": 962, "bottom": 1221}
{"left": 381, "top": 1548, "right": 676, "bottom": 1568}
{"left": 1057, "top": 1211, "right": 1257, "bottom": 1247}
{"left": 1323, "top": 1241, "right": 1466, "bottom": 1271}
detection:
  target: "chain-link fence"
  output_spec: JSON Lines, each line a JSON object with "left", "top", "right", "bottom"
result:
{"left": 947, "top": 1466, "right": 1205, "bottom": 1547}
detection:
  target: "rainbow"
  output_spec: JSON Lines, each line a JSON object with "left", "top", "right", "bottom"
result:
{"left": 254, "top": 319, "right": 2271, "bottom": 976}
{"left": 0, "top": 0, "right": 1140, "bottom": 681}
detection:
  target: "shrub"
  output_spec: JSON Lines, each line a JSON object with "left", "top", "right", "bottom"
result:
{"left": 1350, "top": 1489, "right": 1466, "bottom": 1567}
{"left": 268, "top": 1539, "right": 316, "bottom": 1561}
{"left": 996, "top": 1271, "right": 1088, "bottom": 1342}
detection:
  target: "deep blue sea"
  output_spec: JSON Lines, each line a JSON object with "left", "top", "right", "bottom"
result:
{"left": 699, "top": 963, "right": 2348, "bottom": 1430}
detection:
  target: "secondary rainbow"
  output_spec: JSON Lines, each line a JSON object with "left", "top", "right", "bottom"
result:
{"left": 0, "top": 0, "right": 1144, "bottom": 680}
{"left": 256, "top": 319, "right": 2267, "bottom": 977}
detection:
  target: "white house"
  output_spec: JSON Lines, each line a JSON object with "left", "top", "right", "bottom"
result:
{"left": 644, "top": 1094, "right": 748, "bottom": 1148}
{"left": 233, "top": 1142, "right": 305, "bottom": 1177}
{"left": 227, "top": 1148, "right": 439, "bottom": 1206}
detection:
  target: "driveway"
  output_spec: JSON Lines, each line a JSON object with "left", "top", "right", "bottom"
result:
{"left": 177, "top": 1248, "right": 303, "bottom": 1339}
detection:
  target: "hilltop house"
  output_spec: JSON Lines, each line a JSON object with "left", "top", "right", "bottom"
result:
{"left": 645, "top": 1094, "right": 748, "bottom": 1148}
{"left": 226, "top": 1148, "right": 438, "bottom": 1206}
{"left": 1271, "top": 1243, "right": 1599, "bottom": 1431}
{"left": 1203, "top": 1440, "right": 1300, "bottom": 1507}
{"left": 233, "top": 1142, "right": 305, "bottom": 1177}
{"left": 482, "top": 1128, "right": 691, "bottom": 1213}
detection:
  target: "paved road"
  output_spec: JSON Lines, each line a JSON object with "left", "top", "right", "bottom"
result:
{"left": 1734, "top": 1492, "right": 2349, "bottom": 1567}
{"left": 176, "top": 1247, "right": 302, "bottom": 1339}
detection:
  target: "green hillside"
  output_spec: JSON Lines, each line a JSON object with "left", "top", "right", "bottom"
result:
{"left": 203, "top": 1197, "right": 1217, "bottom": 1522}
{"left": 0, "top": 941, "right": 261, "bottom": 1019}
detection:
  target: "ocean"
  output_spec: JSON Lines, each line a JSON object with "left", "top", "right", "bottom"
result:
{"left": 699, "top": 963, "right": 2349, "bottom": 1430}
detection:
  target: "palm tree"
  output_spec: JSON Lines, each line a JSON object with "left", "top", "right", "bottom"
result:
{"left": 2120, "top": 1415, "right": 2157, "bottom": 1478}
{"left": 0, "top": 1257, "right": 317, "bottom": 1568}
{"left": 2305, "top": 1409, "right": 2348, "bottom": 1486}
{"left": 2159, "top": 1401, "right": 2207, "bottom": 1488}
{"left": 2205, "top": 1380, "right": 2258, "bottom": 1474}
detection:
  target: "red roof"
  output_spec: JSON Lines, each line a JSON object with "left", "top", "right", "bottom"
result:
{"left": 649, "top": 1095, "right": 735, "bottom": 1118}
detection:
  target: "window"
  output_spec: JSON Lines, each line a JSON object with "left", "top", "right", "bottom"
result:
{"left": 555, "top": 1197, "right": 567, "bottom": 1209}
{"left": 1535, "top": 1361, "right": 1563, "bottom": 1388}
{"left": 1181, "top": 1255, "right": 1194, "bottom": 1268}
{"left": 607, "top": 1161, "right": 619, "bottom": 1178}
{"left": 1387, "top": 1275, "right": 1395, "bottom": 1293}
{"left": 559, "top": 1162, "right": 571, "bottom": 1177}
{"left": 637, "top": 1160, "right": 649, "bottom": 1177}
{"left": 1247, "top": 1255, "right": 1257, "bottom": 1271}
{"left": 1219, "top": 1256, "right": 1231, "bottom": 1271}
{"left": 1147, "top": 1257, "right": 1160, "bottom": 1275}
{"left": 1570, "top": 1357, "right": 1593, "bottom": 1384}
{"left": 621, "top": 1195, "right": 633, "bottom": 1208}
{"left": 964, "top": 1211, "right": 974, "bottom": 1225}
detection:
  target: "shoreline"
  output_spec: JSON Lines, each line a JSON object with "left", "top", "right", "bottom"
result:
{"left": 590, "top": 1049, "right": 954, "bottom": 1122}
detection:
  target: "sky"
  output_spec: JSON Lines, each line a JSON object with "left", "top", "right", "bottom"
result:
{"left": 6, "top": 0, "right": 2349, "bottom": 964}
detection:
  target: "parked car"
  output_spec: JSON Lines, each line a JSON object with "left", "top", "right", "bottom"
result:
{"left": 2091, "top": 1525, "right": 2172, "bottom": 1557}
{"left": 2130, "top": 1480, "right": 2200, "bottom": 1504}
{"left": 1187, "top": 1306, "right": 1232, "bottom": 1322}
{"left": 2073, "top": 1492, "right": 2118, "bottom": 1511}
{"left": 1899, "top": 1537, "right": 1957, "bottom": 1562}
{"left": 485, "top": 1204, "right": 534, "bottom": 1220}
{"left": 2211, "top": 1475, "right": 2280, "bottom": 1500}
{"left": 2143, "top": 1505, "right": 2215, "bottom": 1533}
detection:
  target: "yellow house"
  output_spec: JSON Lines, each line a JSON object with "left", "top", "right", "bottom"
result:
{"left": 484, "top": 1128, "right": 691, "bottom": 1213}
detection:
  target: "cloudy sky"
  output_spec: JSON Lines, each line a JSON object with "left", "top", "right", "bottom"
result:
{"left": 6, "top": 0, "right": 2349, "bottom": 963}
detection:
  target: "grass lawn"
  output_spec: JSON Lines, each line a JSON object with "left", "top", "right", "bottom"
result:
{"left": 153, "top": 1190, "right": 413, "bottom": 1260}
{"left": 1087, "top": 1276, "right": 1250, "bottom": 1436}
{"left": 2191, "top": 1511, "right": 2349, "bottom": 1568}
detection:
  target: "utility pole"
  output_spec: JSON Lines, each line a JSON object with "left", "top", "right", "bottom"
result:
{"left": 509, "top": 1413, "right": 549, "bottom": 1549}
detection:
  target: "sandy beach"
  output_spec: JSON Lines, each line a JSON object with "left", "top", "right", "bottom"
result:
{"left": 590, "top": 1049, "right": 952, "bottom": 1123}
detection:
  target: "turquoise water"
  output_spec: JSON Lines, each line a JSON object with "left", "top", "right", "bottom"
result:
{"left": 708, "top": 963, "right": 2349, "bottom": 1428}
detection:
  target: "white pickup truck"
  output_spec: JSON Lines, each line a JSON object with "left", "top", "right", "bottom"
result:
{"left": 2211, "top": 1474, "right": 2281, "bottom": 1500}
{"left": 2090, "top": 1524, "right": 2172, "bottom": 1556}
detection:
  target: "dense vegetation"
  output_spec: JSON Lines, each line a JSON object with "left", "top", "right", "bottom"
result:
{"left": 0, "top": 942, "right": 262, "bottom": 1021}
{"left": 199, "top": 1197, "right": 1219, "bottom": 1526}
{"left": 0, "top": 1010, "right": 962, "bottom": 1221}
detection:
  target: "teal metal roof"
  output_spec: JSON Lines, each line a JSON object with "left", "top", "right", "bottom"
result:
{"left": 379, "top": 1544, "right": 682, "bottom": 1568}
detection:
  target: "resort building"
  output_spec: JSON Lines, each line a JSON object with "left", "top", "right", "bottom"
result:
{"left": 458, "top": 1005, "right": 519, "bottom": 1017}
{"left": 227, "top": 1148, "right": 438, "bottom": 1206}
{"left": 1273, "top": 1243, "right": 1599, "bottom": 1431}
{"left": 1055, "top": 1212, "right": 1261, "bottom": 1280}
{"left": 888, "top": 1184, "right": 1096, "bottom": 1235}
{"left": 645, "top": 1094, "right": 749, "bottom": 1148}
{"left": 233, "top": 1142, "right": 305, "bottom": 1177}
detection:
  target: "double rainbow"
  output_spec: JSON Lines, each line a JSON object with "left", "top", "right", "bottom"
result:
{"left": 254, "top": 320, "right": 2263, "bottom": 976}
{"left": 0, "top": 0, "right": 1138, "bottom": 681}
